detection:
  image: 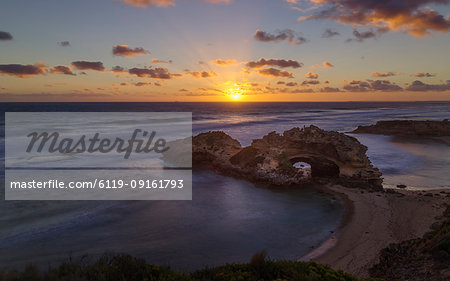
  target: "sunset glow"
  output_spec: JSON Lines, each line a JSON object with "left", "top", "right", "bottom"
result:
{"left": 0, "top": 0, "right": 449, "bottom": 102}
{"left": 226, "top": 86, "right": 244, "bottom": 101}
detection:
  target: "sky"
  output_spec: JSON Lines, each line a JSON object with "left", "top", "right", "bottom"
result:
{"left": 0, "top": 0, "right": 449, "bottom": 102}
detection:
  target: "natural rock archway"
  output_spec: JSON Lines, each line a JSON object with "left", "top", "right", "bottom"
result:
{"left": 190, "top": 125, "right": 383, "bottom": 190}
{"left": 289, "top": 156, "right": 340, "bottom": 179}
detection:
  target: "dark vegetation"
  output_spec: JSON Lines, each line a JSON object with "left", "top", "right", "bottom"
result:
{"left": 0, "top": 252, "right": 382, "bottom": 281}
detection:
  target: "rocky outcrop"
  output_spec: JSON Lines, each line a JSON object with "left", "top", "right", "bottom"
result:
{"left": 351, "top": 119, "right": 450, "bottom": 137}
{"left": 192, "top": 126, "right": 383, "bottom": 190}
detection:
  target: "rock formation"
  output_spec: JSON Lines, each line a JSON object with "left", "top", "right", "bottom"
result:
{"left": 192, "top": 126, "right": 383, "bottom": 190}
{"left": 351, "top": 119, "right": 450, "bottom": 137}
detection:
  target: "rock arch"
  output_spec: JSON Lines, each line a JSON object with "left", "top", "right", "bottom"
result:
{"left": 190, "top": 126, "right": 383, "bottom": 190}
{"left": 289, "top": 156, "right": 340, "bottom": 178}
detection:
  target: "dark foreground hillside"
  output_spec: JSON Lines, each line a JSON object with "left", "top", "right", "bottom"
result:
{"left": 0, "top": 253, "right": 382, "bottom": 281}
{"left": 370, "top": 205, "right": 450, "bottom": 281}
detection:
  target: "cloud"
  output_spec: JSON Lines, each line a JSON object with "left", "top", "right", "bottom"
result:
{"left": 246, "top": 58, "right": 303, "bottom": 69}
{"left": 320, "top": 87, "right": 341, "bottom": 92}
{"left": 186, "top": 71, "right": 218, "bottom": 78}
{"left": 211, "top": 59, "right": 237, "bottom": 66}
{"left": 120, "top": 82, "right": 130, "bottom": 86}
{"left": 277, "top": 81, "right": 285, "bottom": 85}
{"left": 120, "top": 0, "right": 231, "bottom": 7}
{"left": 371, "top": 71, "right": 398, "bottom": 77}
{"left": 50, "top": 65, "right": 75, "bottom": 75}
{"left": 290, "top": 88, "right": 315, "bottom": 93}
{"left": 121, "top": 0, "right": 175, "bottom": 7}
{"left": 344, "top": 79, "right": 403, "bottom": 91}
{"left": 406, "top": 80, "right": 450, "bottom": 91}
{"left": 298, "top": 0, "right": 450, "bottom": 37}
{"left": 257, "top": 68, "right": 293, "bottom": 78}
{"left": 72, "top": 61, "right": 105, "bottom": 71}
{"left": 0, "top": 31, "right": 13, "bottom": 40}
{"left": 346, "top": 28, "right": 379, "bottom": 42}
{"left": 305, "top": 72, "right": 319, "bottom": 79}
{"left": 343, "top": 80, "right": 370, "bottom": 92}
{"left": 152, "top": 58, "right": 172, "bottom": 64}
{"left": 323, "top": 61, "right": 334, "bottom": 68}
{"left": 0, "top": 92, "right": 114, "bottom": 101}
{"left": 322, "top": 29, "right": 340, "bottom": 38}
{"left": 129, "top": 67, "right": 172, "bottom": 79}
{"left": 202, "top": 0, "right": 232, "bottom": 4}
{"left": 0, "top": 63, "right": 46, "bottom": 77}
{"left": 369, "top": 79, "right": 403, "bottom": 91}
{"left": 254, "top": 29, "right": 307, "bottom": 45}
{"left": 112, "top": 45, "right": 150, "bottom": 56}
{"left": 111, "top": 65, "right": 126, "bottom": 72}
{"left": 286, "top": 82, "right": 298, "bottom": 86}
{"left": 410, "top": 72, "right": 435, "bottom": 77}
{"left": 58, "top": 41, "right": 70, "bottom": 47}
{"left": 135, "top": 82, "right": 152, "bottom": 86}
{"left": 302, "top": 79, "right": 320, "bottom": 85}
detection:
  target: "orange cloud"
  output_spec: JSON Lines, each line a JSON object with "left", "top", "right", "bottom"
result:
{"left": 323, "top": 61, "right": 334, "bottom": 68}
{"left": 257, "top": 68, "right": 293, "bottom": 78}
{"left": 371, "top": 71, "right": 398, "bottom": 77}
{"left": 410, "top": 72, "right": 435, "bottom": 77}
{"left": 210, "top": 59, "right": 237, "bottom": 66}
{"left": 186, "top": 71, "right": 218, "bottom": 78}
{"left": 121, "top": 0, "right": 174, "bottom": 7}
{"left": 299, "top": 0, "right": 450, "bottom": 37}
{"left": 112, "top": 45, "right": 150, "bottom": 57}
{"left": 121, "top": 0, "right": 231, "bottom": 7}
{"left": 50, "top": 65, "right": 75, "bottom": 75}
{"left": 305, "top": 72, "right": 319, "bottom": 79}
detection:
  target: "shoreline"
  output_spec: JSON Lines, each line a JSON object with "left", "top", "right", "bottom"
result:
{"left": 300, "top": 184, "right": 354, "bottom": 262}
{"left": 302, "top": 185, "right": 449, "bottom": 278}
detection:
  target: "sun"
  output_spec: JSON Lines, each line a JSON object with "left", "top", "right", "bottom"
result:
{"left": 231, "top": 92, "right": 242, "bottom": 100}
{"left": 226, "top": 85, "right": 244, "bottom": 101}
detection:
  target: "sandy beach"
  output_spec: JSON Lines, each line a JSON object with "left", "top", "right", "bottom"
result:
{"left": 305, "top": 185, "right": 449, "bottom": 278}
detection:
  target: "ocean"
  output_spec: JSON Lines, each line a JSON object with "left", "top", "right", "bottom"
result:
{"left": 0, "top": 101, "right": 449, "bottom": 271}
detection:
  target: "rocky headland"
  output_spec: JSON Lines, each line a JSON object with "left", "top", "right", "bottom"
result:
{"left": 192, "top": 125, "right": 383, "bottom": 190}
{"left": 351, "top": 119, "right": 450, "bottom": 137}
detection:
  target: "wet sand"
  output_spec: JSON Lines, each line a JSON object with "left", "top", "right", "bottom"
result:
{"left": 303, "top": 185, "right": 449, "bottom": 278}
